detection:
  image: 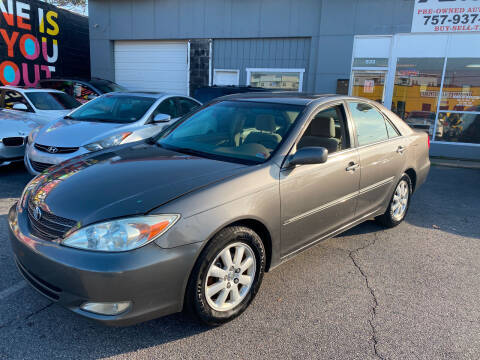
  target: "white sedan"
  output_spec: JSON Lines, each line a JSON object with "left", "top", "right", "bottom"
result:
{"left": 0, "top": 86, "right": 81, "bottom": 126}
{"left": 0, "top": 87, "right": 80, "bottom": 167}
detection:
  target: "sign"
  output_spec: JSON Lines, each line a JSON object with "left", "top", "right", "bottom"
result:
{"left": 412, "top": 0, "right": 480, "bottom": 33}
{"left": 363, "top": 80, "right": 374, "bottom": 93}
{"left": 0, "top": 0, "right": 90, "bottom": 86}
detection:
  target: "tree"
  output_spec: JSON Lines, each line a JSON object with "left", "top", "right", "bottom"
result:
{"left": 42, "top": 0, "right": 87, "bottom": 14}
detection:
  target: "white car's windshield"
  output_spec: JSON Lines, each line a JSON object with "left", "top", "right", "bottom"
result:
{"left": 158, "top": 100, "right": 304, "bottom": 164}
{"left": 68, "top": 94, "right": 156, "bottom": 123}
{"left": 26, "top": 92, "right": 81, "bottom": 110}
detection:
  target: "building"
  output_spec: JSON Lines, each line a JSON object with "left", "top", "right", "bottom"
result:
{"left": 0, "top": 0, "right": 90, "bottom": 86}
{"left": 88, "top": 0, "right": 480, "bottom": 159}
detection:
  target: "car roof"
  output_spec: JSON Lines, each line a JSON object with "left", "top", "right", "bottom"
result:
{"left": 0, "top": 86, "right": 64, "bottom": 94}
{"left": 107, "top": 91, "right": 193, "bottom": 99}
{"left": 215, "top": 92, "right": 342, "bottom": 106}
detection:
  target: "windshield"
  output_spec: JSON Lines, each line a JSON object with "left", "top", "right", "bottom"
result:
{"left": 158, "top": 100, "right": 304, "bottom": 164}
{"left": 68, "top": 94, "right": 156, "bottom": 123}
{"left": 90, "top": 79, "right": 127, "bottom": 93}
{"left": 26, "top": 92, "right": 81, "bottom": 110}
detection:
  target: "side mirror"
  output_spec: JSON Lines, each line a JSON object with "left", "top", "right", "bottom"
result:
{"left": 286, "top": 147, "right": 328, "bottom": 168}
{"left": 12, "top": 103, "right": 28, "bottom": 111}
{"left": 153, "top": 113, "right": 171, "bottom": 123}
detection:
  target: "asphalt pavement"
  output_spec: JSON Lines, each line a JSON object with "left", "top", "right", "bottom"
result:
{"left": 0, "top": 162, "right": 479, "bottom": 360}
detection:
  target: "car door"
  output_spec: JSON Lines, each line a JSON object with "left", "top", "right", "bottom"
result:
{"left": 346, "top": 101, "right": 408, "bottom": 218}
{"left": 280, "top": 103, "right": 361, "bottom": 257}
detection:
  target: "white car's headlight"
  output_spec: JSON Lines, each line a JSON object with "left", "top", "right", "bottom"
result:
{"left": 27, "top": 128, "right": 40, "bottom": 144}
{"left": 83, "top": 132, "right": 132, "bottom": 152}
{"left": 62, "top": 215, "right": 179, "bottom": 252}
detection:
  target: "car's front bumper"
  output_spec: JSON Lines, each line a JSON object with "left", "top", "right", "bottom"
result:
{"left": 24, "top": 143, "right": 89, "bottom": 175}
{"left": 8, "top": 203, "right": 201, "bottom": 326}
{"left": 0, "top": 142, "right": 25, "bottom": 164}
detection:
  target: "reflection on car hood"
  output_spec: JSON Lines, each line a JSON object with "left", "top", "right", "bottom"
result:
{"left": 28, "top": 142, "right": 248, "bottom": 226}
{"left": 36, "top": 119, "right": 127, "bottom": 147}
{"left": 0, "top": 109, "right": 70, "bottom": 126}
{"left": 0, "top": 117, "right": 39, "bottom": 137}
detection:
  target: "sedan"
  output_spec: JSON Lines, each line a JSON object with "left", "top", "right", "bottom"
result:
{"left": 0, "top": 86, "right": 81, "bottom": 126}
{"left": 9, "top": 93, "right": 430, "bottom": 326}
{"left": 25, "top": 92, "right": 201, "bottom": 174}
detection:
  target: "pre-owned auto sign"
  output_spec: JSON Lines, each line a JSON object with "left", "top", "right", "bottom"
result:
{"left": 412, "top": 0, "right": 480, "bottom": 33}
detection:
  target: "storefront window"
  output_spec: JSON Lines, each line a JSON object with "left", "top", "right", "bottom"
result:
{"left": 440, "top": 58, "right": 480, "bottom": 112}
{"left": 351, "top": 71, "right": 386, "bottom": 104}
{"left": 435, "top": 58, "right": 480, "bottom": 144}
{"left": 247, "top": 69, "right": 304, "bottom": 91}
{"left": 392, "top": 58, "right": 444, "bottom": 139}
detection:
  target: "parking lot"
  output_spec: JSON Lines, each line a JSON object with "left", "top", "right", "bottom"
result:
{"left": 0, "top": 162, "right": 479, "bottom": 359}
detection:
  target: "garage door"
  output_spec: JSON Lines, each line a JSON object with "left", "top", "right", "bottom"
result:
{"left": 114, "top": 41, "right": 189, "bottom": 94}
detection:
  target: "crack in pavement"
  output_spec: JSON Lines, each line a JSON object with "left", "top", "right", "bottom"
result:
{"left": 0, "top": 302, "right": 53, "bottom": 330}
{"left": 348, "top": 233, "right": 383, "bottom": 360}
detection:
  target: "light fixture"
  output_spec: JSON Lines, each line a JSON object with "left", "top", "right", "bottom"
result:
{"left": 466, "top": 64, "right": 480, "bottom": 68}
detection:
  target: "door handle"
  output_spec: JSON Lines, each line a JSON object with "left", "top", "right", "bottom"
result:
{"left": 396, "top": 146, "right": 406, "bottom": 154}
{"left": 346, "top": 162, "right": 359, "bottom": 172}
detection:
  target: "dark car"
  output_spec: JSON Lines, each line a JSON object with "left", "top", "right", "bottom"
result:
{"left": 192, "top": 85, "right": 271, "bottom": 103}
{"left": 37, "top": 78, "right": 127, "bottom": 104}
{"left": 9, "top": 93, "right": 430, "bottom": 326}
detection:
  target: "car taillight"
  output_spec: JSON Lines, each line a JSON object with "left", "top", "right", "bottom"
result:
{"left": 427, "top": 136, "right": 430, "bottom": 149}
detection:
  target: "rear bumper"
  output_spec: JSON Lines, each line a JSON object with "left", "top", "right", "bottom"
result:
{"left": 8, "top": 203, "right": 201, "bottom": 326}
{"left": 416, "top": 158, "right": 430, "bottom": 191}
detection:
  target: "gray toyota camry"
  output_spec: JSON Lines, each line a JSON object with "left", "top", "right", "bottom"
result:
{"left": 8, "top": 93, "right": 430, "bottom": 326}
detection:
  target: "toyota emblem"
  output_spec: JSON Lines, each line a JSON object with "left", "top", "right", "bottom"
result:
{"left": 33, "top": 206, "right": 42, "bottom": 221}
{"left": 47, "top": 146, "right": 59, "bottom": 153}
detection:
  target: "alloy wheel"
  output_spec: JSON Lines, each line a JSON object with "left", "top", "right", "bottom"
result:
{"left": 391, "top": 179, "right": 409, "bottom": 221}
{"left": 204, "top": 242, "right": 256, "bottom": 312}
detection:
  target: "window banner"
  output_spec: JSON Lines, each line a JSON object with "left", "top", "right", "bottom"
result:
{"left": 412, "top": 0, "right": 480, "bottom": 33}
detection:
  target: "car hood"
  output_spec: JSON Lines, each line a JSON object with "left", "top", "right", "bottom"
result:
{"left": 0, "top": 109, "right": 71, "bottom": 126}
{"left": 36, "top": 119, "right": 128, "bottom": 147}
{"left": 28, "top": 141, "right": 248, "bottom": 226}
{"left": 1, "top": 118, "right": 39, "bottom": 137}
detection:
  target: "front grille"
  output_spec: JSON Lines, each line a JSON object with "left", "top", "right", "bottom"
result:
{"left": 27, "top": 200, "right": 77, "bottom": 241}
{"left": 2, "top": 137, "right": 25, "bottom": 146}
{"left": 16, "top": 259, "right": 61, "bottom": 301}
{"left": 30, "top": 160, "right": 53, "bottom": 173}
{"left": 34, "top": 143, "right": 79, "bottom": 154}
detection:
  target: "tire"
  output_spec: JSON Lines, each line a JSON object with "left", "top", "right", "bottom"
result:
{"left": 375, "top": 173, "right": 412, "bottom": 228}
{"left": 185, "top": 226, "right": 266, "bottom": 326}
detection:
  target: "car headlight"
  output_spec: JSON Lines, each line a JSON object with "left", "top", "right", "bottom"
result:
{"left": 61, "top": 214, "right": 179, "bottom": 252}
{"left": 27, "top": 128, "right": 40, "bottom": 144}
{"left": 83, "top": 132, "right": 132, "bottom": 152}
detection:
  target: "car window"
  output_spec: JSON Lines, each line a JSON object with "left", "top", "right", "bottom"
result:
{"left": 175, "top": 97, "right": 200, "bottom": 117}
{"left": 385, "top": 119, "right": 400, "bottom": 138}
{"left": 2, "top": 90, "right": 33, "bottom": 112}
{"left": 73, "top": 82, "right": 99, "bottom": 103}
{"left": 25, "top": 92, "right": 81, "bottom": 110}
{"left": 39, "top": 80, "right": 74, "bottom": 97}
{"left": 68, "top": 95, "right": 156, "bottom": 123}
{"left": 297, "top": 104, "right": 350, "bottom": 154}
{"left": 348, "top": 102, "right": 389, "bottom": 146}
{"left": 152, "top": 98, "right": 177, "bottom": 118}
{"left": 89, "top": 79, "right": 126, "bottom": 93}
{"left": 158, "top": 100, "right": 304, "bottom": 164}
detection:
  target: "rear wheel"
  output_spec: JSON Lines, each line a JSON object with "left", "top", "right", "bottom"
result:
{"left": 376, "top": 174, "right": 412, "bottom": 228}
{"left": 185, "top": 226, "right": 265, "bottom": 326}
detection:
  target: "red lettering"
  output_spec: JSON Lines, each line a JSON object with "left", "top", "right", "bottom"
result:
{"left": 0, "top": 29, "right": 18, "bottom": 57}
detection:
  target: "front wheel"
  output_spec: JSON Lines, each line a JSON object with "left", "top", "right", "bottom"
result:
{"left": 185, "top": 226, "right": 266, "bottom": 326}
{"left": 376, "top": 174, "right": 412, "bottom": 228}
